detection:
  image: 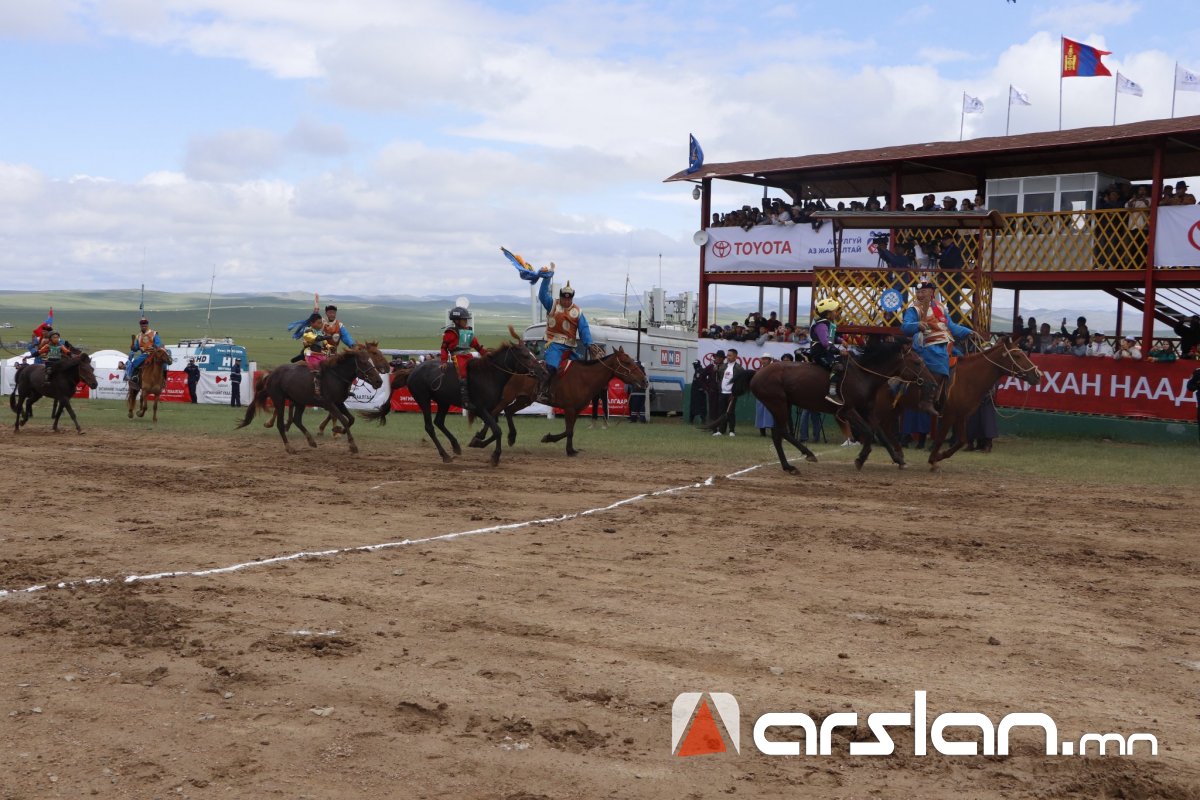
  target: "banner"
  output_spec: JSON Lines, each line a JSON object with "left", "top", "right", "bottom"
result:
{"left": 995, "top": 354, "right": 1198, "bottom": 422}
{"left": 698, "top": 339, "right": 801, "bottom": 368}
{"left": 704, "top": 225, "right": 890, "bottom": 273}
{"left": 1154, "top": 206, "right": 1200, "bottom": 267}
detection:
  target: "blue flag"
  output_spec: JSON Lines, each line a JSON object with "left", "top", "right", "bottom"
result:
{"left": 686, "top": 134, "right": 704, "bottom": 174}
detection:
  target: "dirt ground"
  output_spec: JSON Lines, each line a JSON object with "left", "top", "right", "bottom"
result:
{"left": 1, "top": 425, "right": 1197, "bottom": 800}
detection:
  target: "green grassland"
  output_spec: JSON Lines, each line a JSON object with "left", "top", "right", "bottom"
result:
{"left": 0, "top": 290, "right": 535, "bottom": 368}
{"left": 21, "top": 398, "right": 1196, "bottom": 487}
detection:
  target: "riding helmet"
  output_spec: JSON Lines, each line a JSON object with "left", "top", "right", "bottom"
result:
{"left": 449, "top": 306, "right": 471, "bottom": 321}
{"left": 815, "top": 298, "right": 840, "bottom": 314}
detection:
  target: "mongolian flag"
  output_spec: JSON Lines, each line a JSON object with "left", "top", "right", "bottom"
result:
{"left": 44, "top": 307, "right": 53, "bottom": 327}
{"left": 502, "top": 247, "right": 552, "bottom": 283}
{"left": 686, "top": 134, "right": 704, "bottom": 175}
{"left": 1062, "top": 37, "right": 1111, "bottom": 77}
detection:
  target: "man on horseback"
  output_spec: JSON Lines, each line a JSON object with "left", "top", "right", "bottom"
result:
{"left": 321, "top": 304, "right": 355, "bottom": 351}
{"left": 809, "top": 298, "right": 847, "bottom": 405}
{"left": 441, "top": 306, "right": 487, "bottom": 410}
{"left": 124, "top": 318, "right": 164, "bottom": 387}
{"left": 38, "top": 331, "right": 74, "bottom": 379}
{"left": 900, "top": 282, "right": 974, "bottom": 409}
{"left": 300, "top": 312, "right": 331, "bottom": 397}
{"left": 535, "top": 273, "right": 594, "bottom": 403}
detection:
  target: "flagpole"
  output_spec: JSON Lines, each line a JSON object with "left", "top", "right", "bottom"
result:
{"left": 1058, "top": 36, "right": 1064, "bottom": 131}
{"left": 959, "top": 92, "right": 965, "bottom": 141}
{"left": 1172, "top": 61, "right": 1178, "bottom": 118}
{"left": 1006, "top": 84, "right": 1012, "bottom": 136}
{"left": 1113, "top": 73, "right": 1119, "bottom": 126}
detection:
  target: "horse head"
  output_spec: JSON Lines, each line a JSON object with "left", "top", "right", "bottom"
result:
{"left": 352, "top": 347, "right": 384, "bottom": 389}
{"left": 993, "top": 335, "right": 1042, "bottom": 386}
{"left": 610, "top": 347, "right": 648, "bottom": 390}
{"left": 358, "top": 341, "right": 391, "bottom": 374}
{"left": 76, "top": 353, "right": 98, "bottom": 389}
{"left": 896, "top": 341, "right": 940, "bottom": 416}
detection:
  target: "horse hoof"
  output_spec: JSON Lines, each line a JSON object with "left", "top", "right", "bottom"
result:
{"left": 286, "top": 447, "right": 298, "bottom": 455}
{"left": 784, "top": 465, "right": 798, "bottom": 474}
{"left": 349, "top": 445, "right": 359, "bottom": 455}
{"left": 507, "top": 437, "right": 516, "bottom": 447}
{"left": 490, "top": 456, "right": 500, "bottom": 467}
{"left": 467, "top": 440, "right": 484, "bottom": 449}
{"left": 567, "top": 449, "right": 579, "bottom": 457}
{"left": 540, "top": 434, "right": 554, "bottom": 443}
{"left": 897, "top": 462, "right": 907, "bottom": 470}
{"left": 127, "top": 412, "right": 133, "bottom": 419}
{"left": 854, "top": 459, "right": 865, "bottom": 471}
{"left": 442, "top": 455, "right": 454, "bottom": 464}
{"left": 805, "top": 454, "right": 819, "bottom": 463}
{"left": 452, "top": 447, "right": 463, "bottom": 456}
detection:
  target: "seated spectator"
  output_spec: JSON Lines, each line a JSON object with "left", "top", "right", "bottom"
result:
{"left": 973, "top": 193, "right": 986, "bottom": 211}
{"left": 1071, "top": 334, "right": 1089, "bottom": 357}
{"left": 941, "top": 195, "right": 958, "bottom": 212}
{"left": 1172, "top": 314, "right": 1200, "bottom": 358}
{"left": 960, "top": 198, "right": 975, "bottom": 211}
{"left": 1087, "top": 332, "right": 1114, "bottom": 357}
{"left": 937, "top": 233, "right": 964, "bottom": 270}
{"left": 793, "top": 330, "right": 810, "bottom": 354}
{"left": 1172, "top": 180, "right": 1197, "bottom": 205}
{"left": 904, "top": 202, "right": 915, "bottom": 211}
{"left": 1018, "top": 334, "right": 1036, "bottom": 353}
{"left": 1113, "top": 336, "right": 1142, "bottom": 360}
{"left": 1160, "top": 185, "right": 1177, "bottom": 205}
{"left": 1036, "top": 323, "right": 1054, "bottom": 353}
{"left": 763, "top": 311, "right": 781, "bottom": 333}
{"left": 1147, "top": 341, "right": 1178, "bottom": 362}
{"left": 1049, "top": 335, "right": 1071, "bottom": 354}
{"left": 918, "top": 194, "right": 937, "bottom": 212}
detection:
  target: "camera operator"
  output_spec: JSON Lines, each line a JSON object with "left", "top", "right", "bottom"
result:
{"left": 874, "top": 233, "right": 915, "bottom": 269}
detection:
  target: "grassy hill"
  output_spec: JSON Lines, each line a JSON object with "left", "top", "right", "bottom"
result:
{"left": 0, "top": 291, "right": 538, "bottom": 369}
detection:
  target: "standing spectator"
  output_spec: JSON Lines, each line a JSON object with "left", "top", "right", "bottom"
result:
{"left": 754, "top": 355, "right": 775, "bottom": 436}
{"left": 1113, "top": 336, "right": 1142, "bottom": 361}
{"left": 763, "top": 311, "right": 782, "bottom": 333}
{"left": 1187, "top": 368, "right": 1200, "bottom": 443}
{"left": 965, "top": 389, "right": 999, "bottom": 453}
{"left": 1126, "top": 185, "right": 1151, "bottom": 255}
{"left": 937, "top": 233, "right": 964, "bottom": 269}
{"left": 626, "top": 364, "right": 647, "bottom": 423}
{"left": 1172, "top": 180, "right": 1197, "bottom": 205}
{"left": 713, "top": 348, "right": 744, "bottom": 437}
{"left": 1172, "top": 314, "right": 1200, "bottom": 358}
{"left": 230, "top": 360, "right": 243, "bottom": 407}
{"left": 1061, "top": 316, "right": 1090, "bottom": 341}
{"left": 1087, "top": 332, "right": 1114, "bottom": 357}
{"left": 688, "top": 360, "right": 713, "bottom": 424}
{"left": 589, "top": 389, "right": 609, "bottom": 429}
{"left": 184, "top": 358, "right": 201, "bottom": 403}
{"left": 1036, "top": 323, "right": 1054, "bottom": 353}
{"left": 901, "top": 411, "right": 930, "bottom": 450}
{"left": 1071, "top": 334, "right": 1089, "bottom": 357}
{"left": 941, "top": 195, "right": 958, "bottom": 212}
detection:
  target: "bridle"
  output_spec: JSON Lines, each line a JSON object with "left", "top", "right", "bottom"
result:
{"left": 598, "top": 353, "right": 645, "bottom": 386}
{"left": 974, "top": 340, "right": 1042, "bottom": 384}
{"left": 847, "top": 348, "right": 928, "bottom": 388}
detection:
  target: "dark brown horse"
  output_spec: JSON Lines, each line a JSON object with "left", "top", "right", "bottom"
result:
{"left": 271, "top": 343, "right": 391, "bottom": 435}
{"left": 468, "top": 373, "right": 537, "bottom": 449}
{"left": 746, "top": 338, "right": 940, "bottom": 472}
{"left": 363, "top": 340, "right": 544, "bottom": 466}
{"left": 873, "top": 336, "right": 1041, "bottom": 470}
{"left": 538, "top": 349, "right": 647, "bottom": 457}
{"left": 10, "top": 353, "right": 99, "bottom": 434}
{"left": 126, "top": 346, "right": 171, "bottom": 422}
{"left": 236, "top": 343, "right": 385, "bottom": 454}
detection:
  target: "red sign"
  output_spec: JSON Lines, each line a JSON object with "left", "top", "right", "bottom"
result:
{"left": 995, "top": 355, "right": 1198, "bottom": 422}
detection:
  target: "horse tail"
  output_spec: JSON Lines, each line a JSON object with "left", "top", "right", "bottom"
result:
{"left": 8, "top": 386, "right": 17, "bottom": 413}
{"left": 235, "top": 372, "right": 271, "bottom": 429}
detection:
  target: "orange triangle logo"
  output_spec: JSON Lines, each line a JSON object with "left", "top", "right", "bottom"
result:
{"left": 676, "top": 699, "right": 727, "bottom": 757}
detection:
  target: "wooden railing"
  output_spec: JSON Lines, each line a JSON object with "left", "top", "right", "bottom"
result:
{"left": 814, "top": 267, "right": 992, "bottom": 333}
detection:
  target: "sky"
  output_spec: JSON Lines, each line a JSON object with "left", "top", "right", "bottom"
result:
{"left": 2, "top": 0, "right": 1199, "bottom": 312}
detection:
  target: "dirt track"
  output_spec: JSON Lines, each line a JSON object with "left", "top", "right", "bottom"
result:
{"left": 1, "top": 425, "right": 1198, "bottom": 799}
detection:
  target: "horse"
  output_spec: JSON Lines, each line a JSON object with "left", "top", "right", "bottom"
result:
{"left": 340, "top": 366, "right": 413, "bottom": 428}
{"left": 270, "top": 343, "right": 392, "bottom": 436}
{"left": 10, "top": 353, "right": 99, "bottom": 434}
{"left": 873, "top": 336, "right": 1041, "bottom": 471}
{"left": 364, "top": 339, "right": 544, "bottom": 467}
{"left": 744, "top": 338, "right": 940, "bottom": 473}
{"left": 126, "top": 346, "right": 172, "bottom": 422}
{"left": 236, "top": 343, "right": 385, "bottom": 454}
{"left": 537, "top": 348, "right": 647, "bottom": 457}
{"left": 467, "top": 373, "right": 537, "bottom": 449}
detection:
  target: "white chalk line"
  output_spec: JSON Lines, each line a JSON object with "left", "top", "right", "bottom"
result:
{"left": 0, "top": 461, "right": 779, "bottom": 600}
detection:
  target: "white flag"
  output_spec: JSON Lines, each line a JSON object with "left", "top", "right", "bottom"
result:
{"left": 1178, "top": 64, "right": 1200, "bottom": 93}
{"left": 1116, "top": 72, "right": 1144, "bottom": 97}
{"left": 963, "top": 94, "right": 984, "bottom": 114}
{"left": 1009, "top": 86, "right": 1032, "bottom": 106}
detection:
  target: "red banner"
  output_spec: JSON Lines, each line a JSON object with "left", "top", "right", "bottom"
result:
{"left": 995, "top": 355, "right": 1198, "bottom": 421}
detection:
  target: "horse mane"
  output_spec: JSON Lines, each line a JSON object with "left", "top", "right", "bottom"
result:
{"left": 854, "top": 337, "right": 909, "bottom": 369}
{"left": 323, "top": 348, "right": 361, "bottom": 368}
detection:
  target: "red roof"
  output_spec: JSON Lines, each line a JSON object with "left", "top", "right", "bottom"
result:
{"left": 665, "top": 115, "right": 1200, "bottom": 197}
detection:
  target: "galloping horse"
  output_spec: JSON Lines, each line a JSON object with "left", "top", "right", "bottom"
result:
{"left": 126, "top": 346, "right": 171, "bottom": 422}
{"left": 467, "top": 373, "right": 537, "bottom": 449}
{"left": 237, "top": 343, "right": 384, "bottom": 454}
{"left": 10, "top": 353, "right": 99, "bottom": 434}
{"left": 365, "top": 339, "right": 544, "bottom": 466}
{"left": 271, "top": 343, "right": 391, "bottom": 435}
{"left": 745, "top": 338, "right": 940, "bottom": 472}
{"left": 873, "top": 336, "right": 1041, "bottom": 470}
{"left": 538, "top": 348, "right": 647, "bottom": 457}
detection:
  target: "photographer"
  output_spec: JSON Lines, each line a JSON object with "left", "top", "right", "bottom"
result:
{"left": 874, "top": 233, "right": 915, "bottom": 269}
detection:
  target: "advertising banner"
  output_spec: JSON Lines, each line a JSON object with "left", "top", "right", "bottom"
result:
{"left": 1153, "top": 206, "right": 1200, "bottom": 267}
{"left": 704, "top": 225, "right": 891, "bottom": 273}
{"left": 995, "top": 354, "right": 1198, "bottom": 422}
{"left": 697, "top": 339, "right": 801, "bottom": 368}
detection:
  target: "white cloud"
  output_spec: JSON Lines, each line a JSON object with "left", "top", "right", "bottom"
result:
{"left": 0, "top": 0, "right": 84, "bottom": 39}
{"left": 1032, "top": 1, "right": 1139, "bottom": 30}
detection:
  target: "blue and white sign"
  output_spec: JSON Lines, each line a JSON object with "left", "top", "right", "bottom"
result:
{"left": 880, "top": 289, "right": 904, "bottom": 313}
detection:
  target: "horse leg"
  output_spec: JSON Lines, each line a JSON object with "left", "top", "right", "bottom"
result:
{"left": 127, "top": 388, "right": 135, "bottom": 419}
{"left": 333, "top": 403, "right": 358, "bottom": 454}
{"left": 845, "top": 412, "right": 876, "bottom": 471}
{"left": 151, "top": 394, "right": 159, "bottom": 423}
{"left": 434, "top": 405, "right": 461, "bottom": 456}
{"left": 926, "top": 420, "right": 951, "bottom": 472}
{"left": 931, "top": 415, "right": 968, "bottom": 468}
{"left": 292, "top": 406, "right": 319, "bottom": 448}
{"left": 477, "top": 409, "right": 503, "bottom": 466}
{"left": 564, "top": 410, "right": 580, "bottom": 456}
{"left": 505, "top": 409, "right": 518, "bottom": 447}
{"left": 58, "top": 399, "right": 83, "bottom": 434}
{"left": 270, "top": 392, "right": 297, "bottom": 453}
{"left": 424, "top": 406, "right": 453, "bottom": 463}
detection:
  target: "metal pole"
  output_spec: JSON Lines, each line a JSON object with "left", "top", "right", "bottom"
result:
{"left": 698, "top": 179, "right": 711, "bottom": 332}
{"left": 1172, "top": 62, "right": 1178, "bottom": 118}
{"left": 1115, "top": 297, "right": 1124, "bottom": 338}
{"left": 959, "top": 93, "right": 965, "bottom": 142}
{"left": 1012, "top": 287, "right": 1021, "bottom": 332}
{"left": 1112, "top": 75, "right": 1118, "bottom": 126}
{"left": 635, "top": 310, "right": 647, "bottom": 423}
{"left": 1141, "top": 139, "right": 1165, "bottom": 350}
{"left": 1058, "top": 36, "right": 1064, "bottom": 131}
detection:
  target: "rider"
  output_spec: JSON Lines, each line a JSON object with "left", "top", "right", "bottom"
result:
{"left": 321, "top": 304, "right": 355, "bottom": 352}
{"left": 809, "top": 298, "right": 847, "bottom": 405}
{"left": 441, "top": 306, "right": 487, "bottom": 410}
{"left": 29, "top": 312, "right": 54, "bottom": 362}
{"left": 300, "top": 312, "right": 330, "bottom": 397}
{"left": 38, "top": 331, "right": 74, "bottom": 380}
{"left": 900, "top": 281, "right": 974, "bottom": 408}
{"left": 124, "top": 318, "right": 163, "bottom": 386}
{"left": 535, "top": 272, "right": 594, "bottom": 402}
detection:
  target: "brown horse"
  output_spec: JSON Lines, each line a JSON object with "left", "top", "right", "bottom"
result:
{"left": 468, "top": 373, "right": 537, "bottom": 449}
{"left": 10, "top": 353, "right": 99, "bottom": 434}
{"left": 538, "top": 349, "right": 647, "bottom": 457}
{"left": 746, "top": 338, "right": 940, "bottom": 473}
{"left": 236, "top": 343, "right": 384, "bottom": 454}
{"left": 873, "top": 336, "right": 1041, "bottom": 470}
{"left": 126, "top": 346, "right": 172, "bottom": 422}
{"left": 271, "top": 343, "right": 391, "bottom": 435}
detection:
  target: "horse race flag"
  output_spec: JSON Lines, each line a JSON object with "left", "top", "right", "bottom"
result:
{"left": 1173, "top": 63, "right": 1200, "bottom": 117}
{"left": 962, "top": 94, "right": 984, "bottom": 113}
{"left": 1009, "top": 86, "right": 1031, "bottom": 106}
{"left": 502, "top": 247, "right": 553, "bottom": 283}
{"left": 687, "top": 134, "right": 704, "bottom": 175}
{"left": 1061, "top": 37, "right": 1111, "bottom": 77}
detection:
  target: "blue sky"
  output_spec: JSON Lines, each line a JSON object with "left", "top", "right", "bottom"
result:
{"left": 1, "top": 0, "right": 1199, "bottom": 312}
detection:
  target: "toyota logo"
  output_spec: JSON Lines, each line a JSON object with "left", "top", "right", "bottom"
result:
{"left": 1188, "top": 221, "right": 1200, "bottom": 252}
{"left": 713, "top": 240, "right": 731, "bottom": 258}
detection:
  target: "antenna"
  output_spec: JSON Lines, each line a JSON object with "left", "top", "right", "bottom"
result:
{"left": 206, "top": 265, "right": 216, "bottom": 339}
{"left": 658, "top": 253, "right": 662, "bottom": 288}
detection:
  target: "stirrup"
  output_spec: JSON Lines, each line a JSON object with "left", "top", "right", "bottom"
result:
{"left": 826, "top": 389, "right": 844, "bottom": 406}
